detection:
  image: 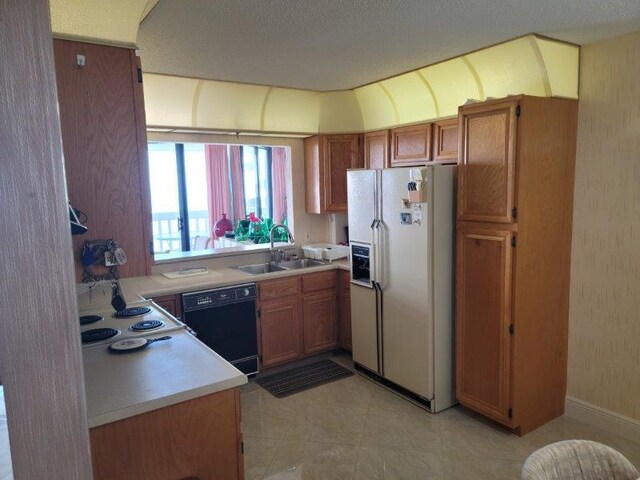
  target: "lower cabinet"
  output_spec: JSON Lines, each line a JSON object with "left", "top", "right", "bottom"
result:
{"left": 303, "top": 291, "right": 338, "bottom": 355}
{"left": 151, "top": 294, "right": 182, "bottom": 319}
{"left": 90, "top": 388, "right": 243, "bottom": 480}
{"left": 456, "top": 225, "right": 514, "bottom": 426}
{"left": 260, "top": 297, "right": 303, "bottom": 368}
{"left": 258, "top": 271, "right": 339, "bottom": 368}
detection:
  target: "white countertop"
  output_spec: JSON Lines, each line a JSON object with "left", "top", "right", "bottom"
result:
{"left": 83, "top": 329, "right": 246, "bottom": 428}
{"left": 78, "top": 258, "right": 349, "bottom": 427}
{"left": 77, "top": 258, "right": 349, "bottom": 311}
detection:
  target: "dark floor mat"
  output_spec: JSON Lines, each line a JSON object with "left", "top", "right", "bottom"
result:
{"left": 255, "top": 359, "right": 354, "bottom": 398}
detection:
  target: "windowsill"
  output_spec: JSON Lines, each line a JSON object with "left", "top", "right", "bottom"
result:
{"left": 153, "top": 242, "right": 296, "bottom": 265}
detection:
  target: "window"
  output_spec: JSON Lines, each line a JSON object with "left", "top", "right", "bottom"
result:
{"left": 242, "top": 146, "right": 272, "bottom": 220}
{"left": 147, "top": 142, "right": 291, "bottom": 257}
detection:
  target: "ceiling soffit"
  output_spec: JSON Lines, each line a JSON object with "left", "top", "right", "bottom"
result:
{"left": 143, "top": 35, "right": 579, "bottom": 135}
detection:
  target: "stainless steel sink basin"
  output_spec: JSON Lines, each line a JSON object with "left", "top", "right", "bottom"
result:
{"left": 278, "top": 259, "right": 326, "bottom": 270}
{"left": 236, "top": 259, "right": 326, "bottom": 275}
{"left": 236, "top": 263, "right": 288, "bottom": 275}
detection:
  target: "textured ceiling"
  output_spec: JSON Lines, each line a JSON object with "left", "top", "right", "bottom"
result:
{"left": 137, "top": 0, "right": 640, "bottom": 91}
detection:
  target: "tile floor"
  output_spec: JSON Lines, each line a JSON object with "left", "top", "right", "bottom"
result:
{"left": 241, "top": 353, "right": 640, "bottom": 480}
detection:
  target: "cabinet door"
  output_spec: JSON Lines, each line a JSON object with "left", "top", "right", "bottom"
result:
{"left": 433, "top": 118, "right": 458, "bottom": 162}
{"left": 152, "top": 294, "right": 182, "bottom": 319}
{"left": 54, "top": 40, "right": 151, "bottom": 280}
{"left": 456, "top": 225, "right": 513, "bottom": 425}
{"left": 323, "top": 134, "right": 362, "bottom": 212}
{"left": 390, "top": 123, "right": 432, "bottom": 166}
{"left": 458, "top": 100, "right": 518, "bottom": 223}
{"left": 364, "top": 130, "right": 390, "bottom": 169}
{"left": 302, "top": 291, "right": 338, "bottom": 355}
{"left": 260, "top": 298, "right": 303, "bottom": 368}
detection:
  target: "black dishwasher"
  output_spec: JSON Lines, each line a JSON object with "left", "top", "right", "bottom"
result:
{"left": 182, "top": 283, "right": 259, "bottom": 375}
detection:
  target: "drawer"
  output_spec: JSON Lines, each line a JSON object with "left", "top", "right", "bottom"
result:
{"left": 302, "top": 271, "right": 337, "bottom": 294}
{"left": 259, "top": 277, "right": 300, "bottom": 301}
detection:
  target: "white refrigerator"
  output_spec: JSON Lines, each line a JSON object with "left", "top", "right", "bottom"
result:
{"left": 347, "top": 165, "right": 455, "bottom": 413}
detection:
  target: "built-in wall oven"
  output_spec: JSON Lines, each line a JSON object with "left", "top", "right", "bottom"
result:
{"left": 182, "top": 283, "right": 259, "bottom": 375}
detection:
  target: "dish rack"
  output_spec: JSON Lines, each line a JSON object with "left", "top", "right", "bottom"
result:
{"left": 302, "top": 243, "right": 349, "bottom": 262}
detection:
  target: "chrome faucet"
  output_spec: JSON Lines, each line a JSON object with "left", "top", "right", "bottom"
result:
{"left": 270, "top": 224, "right": 295, "bottom": 263}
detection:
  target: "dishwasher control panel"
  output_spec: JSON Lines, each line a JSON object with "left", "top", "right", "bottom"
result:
{"left": 182, "top": 283, "right": 258, "bottom": 312}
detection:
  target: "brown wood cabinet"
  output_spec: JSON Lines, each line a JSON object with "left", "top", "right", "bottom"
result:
{"left": 433, "top": 118, "right": 459, "bottom": 162}
{"left": 151, "top": 294, "right": 182, "bottom": 319}
{"left": 258, "top": 271, "right": 339, "bottom": 368}
{"left": 259, "top": 296, "right": 303, "bottom": 368}
{"left": 455, "top": 95, "right": 578, "bottom": 435}
{"left": 363, "top": 130, "right": 390, "bottom": 169}
{"left": 303, "top": 291, "right": 338, "bottom": 355}
{"left": 304, "top": 134, "right": 363, "bottom": 214}
{"left": 457, "top": 100, "right": 517, "bottom": 223}
{"left": 90, "top": 388, "right": 243, "bottom": 480}
{"left": 53, "top": 40, "right": 151, "bottom": 280}
{"left": 456, "top": 226, "right": 513, "bottom": 425}
{"left": 339, "top": 270, "right": 352, "bottom": 351}
{"left": 390, "top": 123, "right": 432, "bottom": 166}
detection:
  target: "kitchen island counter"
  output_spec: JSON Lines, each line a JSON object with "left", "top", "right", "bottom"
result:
{"left": 82, "top": 328, "right": 246, "bottom": 428}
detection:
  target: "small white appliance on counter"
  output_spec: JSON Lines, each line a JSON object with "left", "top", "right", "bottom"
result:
{"left": 347, "top": 165, "right": 455, "bottom": 413}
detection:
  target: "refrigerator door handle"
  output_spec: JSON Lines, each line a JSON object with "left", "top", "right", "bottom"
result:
{"left": 374, "top": 281, "right": 384, "bottom": 375}
{"left": 374, "top": 220, "right": 384, "bottom": 287}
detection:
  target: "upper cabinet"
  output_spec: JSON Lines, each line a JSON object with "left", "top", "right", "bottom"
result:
{"left": 457, "top": 100, "right": 517, "bottom": 223}
{"left": 433, "top": 118, "right": 459, "bottom": 162}
{"left": 304, "top": 134, "right": 363, "bottom": 214}
{"left": 390, "top": 123, "right": 432, "bottom": 167}
{"left": 363, "top": 130, "right": 390, "bottom": 169}
{"left": 53, "top": 40, "right": 151, "bottom": 280}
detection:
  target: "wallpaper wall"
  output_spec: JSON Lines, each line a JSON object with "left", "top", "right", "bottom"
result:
{"left": 567, "top": 31, "right": 640, "bottom": 420}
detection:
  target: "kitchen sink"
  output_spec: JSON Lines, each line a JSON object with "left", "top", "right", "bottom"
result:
{"left": 236, "top": 263, "right": 288, "bottom": 275}
{"left": 277, "top": 259, "right": 326, "bottom": 269}
{"left": 236, "top": 259, "right": 326, "bottom": 275}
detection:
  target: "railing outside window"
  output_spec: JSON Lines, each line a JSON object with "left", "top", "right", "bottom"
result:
{"left": 152, "top": 210, "right": 210, "bottom": 253}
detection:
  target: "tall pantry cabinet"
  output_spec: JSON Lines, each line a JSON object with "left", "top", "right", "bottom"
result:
{"left": 455, "top": 96, "right": 578, "bottom": 435}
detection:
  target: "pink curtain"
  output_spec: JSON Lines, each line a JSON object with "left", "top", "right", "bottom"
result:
{"left": 205, "top": 145, "right": 231, "bottom": 238}
{"left": 271, "top": 147, "right": 287, "bottom": 224}
{"left": 229, "top": 146, "right": 246, "bottom": 222}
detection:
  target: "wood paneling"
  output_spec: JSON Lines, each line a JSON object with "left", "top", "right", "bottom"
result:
{"left": 364, "top": 130, "right": 390, "bottom": 169}
{"left": 456, "top": 226, "right": 513, "bottom": 425}
{"left": 457, "top": 100, "right": 517, "bottom": 223}
{"left": 259, "top": 297, "right": 303, "bottom": 367}
{"left": 511, "top": 96, "right": 578, "bottom": 433}
{"left": 390, "top": 123, "right": 432, "bottom": 166}
{"left": 433, "top": 118, "right": 459, "bottom": 162}
{"left": 303, "top": 291, "right": 338, "bottom": 355}
{"left": 302, "top": 270, "right": 337, "bottom": 293}
{"left": 0, "top": 1, "right": 94, "bottom": 477}
{"left": 259, "top": 277, "right": 300, "bottom": 302}
{"left": 323, "top": 134, "right": 363, "bottom": 212}
{"left": 90, "top": 388, "right": 242, "bottom": 480}
{"left": 53, "top": 40, "right": 149, "bottom": 280}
